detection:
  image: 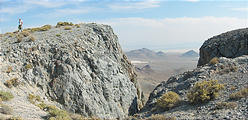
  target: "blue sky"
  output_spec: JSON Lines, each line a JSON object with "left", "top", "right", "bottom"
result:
{"left": 0, "top": 0, "right": 247, "bottom": 52}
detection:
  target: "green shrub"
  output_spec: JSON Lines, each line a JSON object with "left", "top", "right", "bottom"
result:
{"left": 147, "top": 114, "right": 176, "bottom": 120}
{"left": 4, "top": 78, "right": 19, "bottom": 88}
{"left": 187, "top": 80, "right": 224, "bottom": 103}
{"left": 56, "top": 34, "right": 61, "bottom": 37}
{"left": 25, "top": 64, "right": 33, "bottom": 70}
{"left": 64, "top": 26, "right": 72, "bottom": 30}
{"left": 157, "top": 91, "right": 180, "bottom": 109}
{"left": 215, "top": 102, "right": 237, "bottom": 110}
{"left": 0, "top": 91, "right": 14, "bottom": 101}
{"left": 0, "top": 104, "right": 13, "bottom": 114}
{"left": 56, "top": 22, "right": 74, "bottom": 27}
{"left": 209, "top": 57, "right": 219, "bottom": 65}
{"left": 229, "top": 87, "right": 248, "bottom": 100}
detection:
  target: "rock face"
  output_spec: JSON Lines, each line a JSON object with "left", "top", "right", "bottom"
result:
{"left": 198, "top": 28, "right": 248, "bottom": 66}
{"left": 0, "top": 23, "right": 143, "bottom": 119}
{"left": 140, "top": 55, "right": 248, "bottom": 119}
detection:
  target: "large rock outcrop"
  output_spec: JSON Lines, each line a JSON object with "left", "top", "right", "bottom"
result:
{"left": 0, "top": 23, "right": 144, "bottom": 119}
{"left": 198, "top": 28, "right": 248, "bottom": 66}
{"left": 139, "top": 28, "right": 248, "bottom": 119}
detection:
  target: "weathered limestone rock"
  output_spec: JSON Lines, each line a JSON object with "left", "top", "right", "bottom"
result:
{"left": 198, "top": 28, "right": 248, "bottom": 66}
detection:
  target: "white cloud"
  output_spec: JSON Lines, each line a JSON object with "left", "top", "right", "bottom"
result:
{"left": 0, "top": 5, "right": 31, "bottom": 14}
{"left": 183, "top": 0, "right": 199, "bottom": 2}
{"left": 108, "top": 0, "right": 160, "bottom": 10}
{"left": 231, "top": 8, "right": 248, "bottom": 12}
{"left": 24, "top": 0, "right": 67, "bottom": 8}
{"left": 98, "top": 17, "right": 248, "bottom": 50}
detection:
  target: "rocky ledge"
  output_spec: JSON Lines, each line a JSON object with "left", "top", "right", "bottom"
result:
{"left": 0, "top": 23, "right": 144, "bottom": 119}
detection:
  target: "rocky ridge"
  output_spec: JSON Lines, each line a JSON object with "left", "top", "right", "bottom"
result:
{"left": 138, "top": 28, "right": 248, "bottom": 119}
{"left": 0, "top": 23, "right": 144, "bottom": 119}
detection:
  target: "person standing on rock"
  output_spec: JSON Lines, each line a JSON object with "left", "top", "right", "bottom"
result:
{"left": 18, "top": 18, "right": 23, "bottom": 32}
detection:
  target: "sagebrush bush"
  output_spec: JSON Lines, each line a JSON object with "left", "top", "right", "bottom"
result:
{"left": 147, "top": 114, "right": 176, "bottom": 120}
{"left": 215, "top": 102, "right": 237, "bottom": 110}
{"left": 56, "top": 34, "right": 61, "bottom": 37}
{"left": 64, "top": 26, "right": 72, "bottom": 30}
{"left": 56, "top": 22, "right": 74, "bottom": 27}
{"left": 157, "top": 91, "right": 180, "bottom": 109}
{"left": 187, "top": 80, "right": 224, "bottom": 103}
{"left": 229, "top": 87, "right": 248, "bottom": 100}
{"left": 0, "top": 91, "right": 14, "bottom": 101}
{"left": 25, "top": 64, "right": 33, "bottom": 70}
{"left": 209, "top": 57, "right": 219, "bottom": 65}
{"left": 4, "top": 78, "right": 19, "bottom": 88}
{"left": 28, "top": 94, "right": 41, "bottom": 104}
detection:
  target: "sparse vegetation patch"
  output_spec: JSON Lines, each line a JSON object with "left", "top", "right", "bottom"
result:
{"left": 209, "top": 57, "right": 219, "bottom": 65}
{"left": 64, "top": 26, "right": 72, "bottom": 30}
{"left": 4, "top": 78, "right": 20, "bottom": 88}
{"left": 215, "top": 102, "right": 237, "bottom": 110}
{"left": 229, "top": 87, "right": 248, "bottom": 100}
{"left": 0, "top": 91, "right": 14, "bottom": 101}
{"left": 25, "top": 63, "right": 33, "bottom": 70}
{"left": 56, "top": 22, "right": 74, "bottom": 27}
{"left": 157, "top": 91, "right": 180, "bottom": 109}
{"left": 187, "top": 80, "right": 224, "bottom": 103}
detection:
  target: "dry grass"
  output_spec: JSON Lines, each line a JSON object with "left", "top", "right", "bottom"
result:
{"left": 229, "top": 87, "right": 248, "bottom": 100}
{"left": 209, "top": 57, "right": 219, "bottom": 65}
{"left": 28, "top": 94, "right": 41, "bottom": 104}
{"left": 215, "top": 102, "right": 237, "bottom": 110}
{"left": 4, "top": 78, "right": 19, "bottom": 88}
{"left": 6, "top": 66, "right": 13, "bottom": 73}
{"left": 0, "top": 91, "right": 14, "bottom": 101}
{"left": 56, "top": 22, "right": 74, "bottom": 27}
{"left": 21, "top": 31, "right": 30, "bottom": 37}
{"left": 29, "top": 35, "right": 36, "bottom": 42}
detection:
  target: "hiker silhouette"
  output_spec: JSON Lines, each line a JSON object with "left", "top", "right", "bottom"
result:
{"left": 18, "top": 18, "right": 23, "bottom": 32}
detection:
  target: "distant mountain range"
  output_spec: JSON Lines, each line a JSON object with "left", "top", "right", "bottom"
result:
{"left": 181, "top": 50, "right": 199, "bottom": 57}
{"left": 125, "top": 48, "right": 166, "bottom": 59}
